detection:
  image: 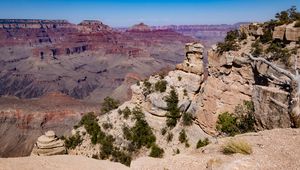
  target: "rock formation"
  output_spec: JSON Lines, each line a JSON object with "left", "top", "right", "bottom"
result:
{"left": 0, "top": 19, "right": 193, "bottom": 102}
{"left": 129, "top": 22, "right": 151, "bottom": 32}
{"left": 0, "top": 93, "right": 98, "bottom": 157}
{"left": 273, "top": 21, "right": 300, "bottom": 41}
{"left": 31, "top": 131, "right": 66, "bottom": 156}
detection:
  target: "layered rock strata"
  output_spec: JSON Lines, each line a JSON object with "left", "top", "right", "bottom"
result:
{"left": 32, "top": 131, "right": 66, "bottom": 156}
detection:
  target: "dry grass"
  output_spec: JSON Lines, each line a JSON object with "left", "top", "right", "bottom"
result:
{"left": 222, "top": 139, "right": 252, "bottom": 155}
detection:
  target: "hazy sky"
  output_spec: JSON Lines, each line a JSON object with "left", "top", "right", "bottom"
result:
{"left": 0, "top": 0, "right": 298, "bottom": 27}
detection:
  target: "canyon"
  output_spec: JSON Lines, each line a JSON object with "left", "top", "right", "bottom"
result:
{"left": 0, "top": 19, "right": 242, "bottom": 157}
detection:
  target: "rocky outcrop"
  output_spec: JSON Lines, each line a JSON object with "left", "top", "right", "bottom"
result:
{"left": 176, "top": 42, "right": 205, "bottom": 75}
{"left": 272, "top": 22, "right": 300, "bottom": 41}
{"left": 273, "top": 24, "right": 286, "bottom": 40}
{"left": 31, "top": 131, "right": 66, "bottom": 156}
{"left": 252, "top": 85, "right": 291, "bottom": 129}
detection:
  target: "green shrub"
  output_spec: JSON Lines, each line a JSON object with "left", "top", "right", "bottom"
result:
{"left": 154, "top": 80, "right": 167, "bottom": 92}
{"left": 222, "top": 139, "right": 252, "bottom": 155}
{"left": 102, "top": 122, "right": 113, "bottom": 130}
{"left": 119, "top": 107, "right": 131, "bottom": 119}
{"left": 217, "top": 41, "right": 240, "bottom": 54}
{"left": 99, "top": 135, "right": 115, "bottom": 159}
{"left": 166, "top": 132, "right": 173, "bottom": 143}
{"left": 179, "top": 129, "right": 187, "bottom": 143}
{"left": 275, "top": 6, "right": 300, "bottom": 24}
{"left": 125, "top": 107, "right": 156, "bottom": 150}
{"left": 178, "top": 76, "right": 182, "bottom": 81}
{"left": 216, "top": 112, "right": 240, "bottom": 136}
{"left": 225, "top": 30, "right": 239, "bottom": 42}
{"left": 165, "top": 88, "right": 180, "bottom": 128}
{"left": 101, "top": 97, "right": 119, "bottom": 114}
{"left": 239, "top": 31, "right": 247, "bottom": 40}
{"left": 196, "top": 138, "right": 210, "bottom": 149}
{"left": 131, "top": 107, "right": 145, "bottom": 121}
{"left": 182, "top": 112, "right": 193, "bottom": 126}
{"left": 251, "top": 40, "right": 263, "bottom": 56}
{"left": 111, "top": 149, "right": 132, "bottom": 166}
{"left": 142, "top": 80, "right": 152, "bottom": 96}
{"left": 217, "top": 101, "right": 256, "bottom": 136}
{"left": 79, "top": 112, "right": 107, "bottom": 145}
{"left": 65, "top": 133, "right": 83, "bottom": 149}
{"left": 260, "top": 29, "right": 272, "bottom": 43}
{"left": 183, "top": 89, "right": 188, "bottom": 96}
{"left": 217, "top": 30, "right": 240, "bottom": 54}
{"left": 149, "top": 144, "right": 164, "bottom": 158}
{"left": 266, "top": 41, "right": 291, "bottom": 66}
{"left": 122, "top": 125, "right": 132, "bottom": 140}
{"left": 175, "top": 148, "right": 180, "bottom": 154}
{"left": 161, "top": 127, "right": 167, "bottom": 136}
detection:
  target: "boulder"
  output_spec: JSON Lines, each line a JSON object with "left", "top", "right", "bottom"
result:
{"left": 249, "top": 23, "right": 264, "bottom": 36}
{"left": 165, "top": 70, "right": 202, "bottom": 93}
{"left": 32, "top": 131, "right": 66, "bottom": 156}
{"left": 273, "top": 25, "right": 286, "bottom": 40}
{"left": 148, "top": 93, "right": 168, "bottom": 110}
{"left": 285, "top": 22, "right": 300, "bottom": 41}
{"left": 252, "top": 85, "right": 292, "bottom": 130}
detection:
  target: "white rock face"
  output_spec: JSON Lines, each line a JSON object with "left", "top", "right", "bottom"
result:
{"left": 32, "top": 131, "right": 66, "bottom": 156}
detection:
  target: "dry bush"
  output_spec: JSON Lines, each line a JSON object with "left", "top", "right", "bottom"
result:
{"left": 222, "top": 139, "right": 252, "bottom": 155}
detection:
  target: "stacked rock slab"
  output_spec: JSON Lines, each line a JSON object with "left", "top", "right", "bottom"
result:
{"left": 176, "top": 42, "right": 204, "bottom": 75}
{"left": 273, "top": 22, "right": 300, "bottom": 41}
{"left": 32, "top": 131, "right": 66, "bottom": 156}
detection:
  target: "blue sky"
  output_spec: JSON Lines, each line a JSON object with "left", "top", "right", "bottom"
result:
{"left": 0, "top": 0, "right": 298, "bottom": 27}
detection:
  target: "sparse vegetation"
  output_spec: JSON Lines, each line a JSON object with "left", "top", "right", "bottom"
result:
{"left": 266, "top": 41, "right": 291, "bottom": 66}
{"left": 217, "top": 30, "right": 240, "bottom": 54}
{"left": 166, "top": 132, "right": 173, "bottom": 142}
{"left": 101, "top": 97, "right": 119, "bottom": 114}
{"left": 239, "top": 31, "right": 247, "bottom": 40}
{"left": 183, "top": 89, "right": 188, "bottom": 96}
{"left": 216, "top": 112, "right": 240, "bottom": 136}
{"left": 161, "top": 127, "right": 167, "bottom": 136}
{"left": 217, "top": 101, "right": 256, "bottom": 136}
{"left": 149, "top": 144, "right": 164, "bottom": 158}
{"left": 196, "top": 138, "right": 210, "bottom": 149}
{"left": 118, "top": 107, "right": 132, "bottom": 119}
{"left": 260, "top": 29, "right": 272, "bottom": 43}
{"left": 178, "top": 76, "right": 182, "bottom": 81}
{"left": 175, "top": 148, "right": 180, "bottom": 154}
{"left": 154, "top": 80, "right": 167, "bottom": 92}
{"left": 165, "top": 88, "right": 181, "bottom": 128}
{"left": 182, "top": 112, "right": 193, "bottom": 126}
{"left": 79, "top": 112, "right": 105, "bottom": 144}
{"left": 142, "top": 79, "right": 153, "bottom": 96}
{"left": 275, "top": 6, "right": 300, "bottom": 25}
{"left": 251, "top": 40, "right": 263, "bottom": 56}
{"left": 64, "top": 133, "right": 83, "bottom": 149}
{"left": 222, "top": 139, "right": 252, "bottom": 155}
{"left": 123, "top": 107, "right": 156, "bottom": 150}
{"left": 102, "top": 122, "right": 113, "bottom": 130}
{"left": 179, "top": 129, "right": 187, "bottom": 143}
